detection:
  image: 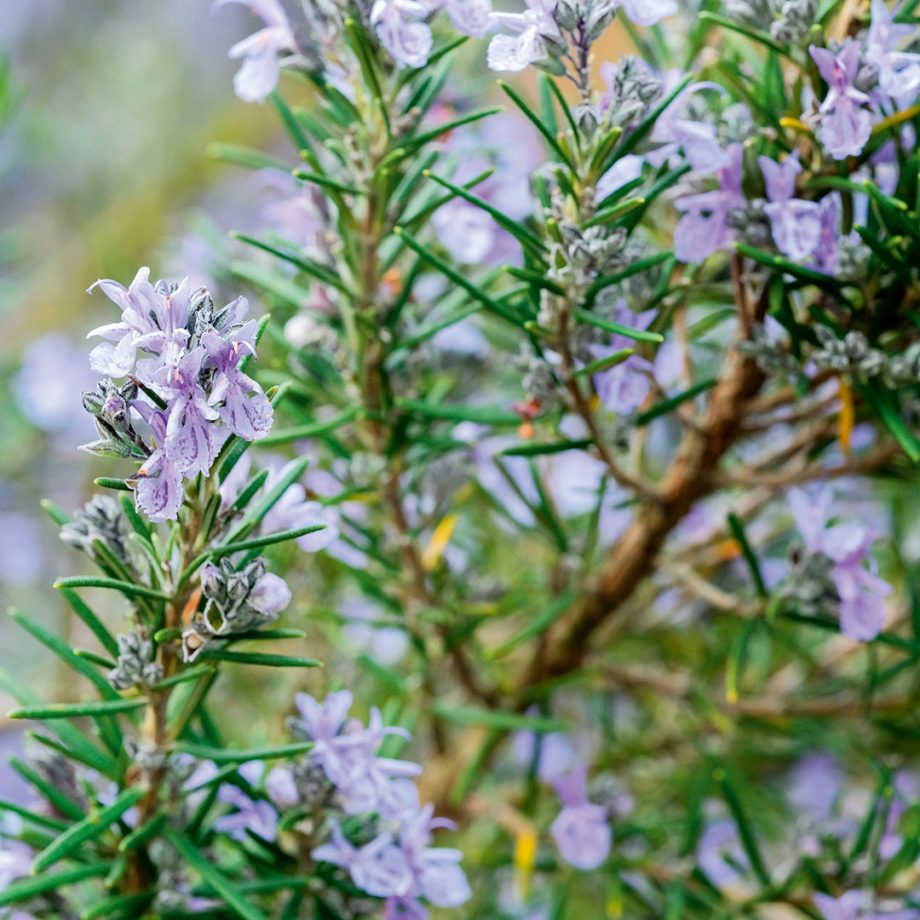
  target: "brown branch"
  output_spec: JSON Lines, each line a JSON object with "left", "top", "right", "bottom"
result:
{"left": 517, "top": 271, "right": 769, "bottom": 692}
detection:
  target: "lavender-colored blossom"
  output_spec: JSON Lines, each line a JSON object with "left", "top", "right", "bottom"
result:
{"left": 809, "top": 42, "right": 873, "bottom": 159}
{"left": 550, "top": 763, "right": 612, "bottom": 870}
{"left": 214, "top": 785, "right": 279, "bottom": 842}
{"left": 159, "top": 347, "right": 221, "bottom": 477}
{"left": 696, "top": 815, "right": 748, "bottom": 887}
{"left": 0, "top": 820, "right": 31, "bottom": 890}
{"left": 812, "top": 193, "right": 843, "bottom": 274}
{"left": 813, "top": 891, "right": 866, "bottom": 920}
{"left": 398, "top": 805, "right": 471, "bottom": 908}
{"left": 87, "top": 267, "right": 182, "bottom": 378}
{"left": 202, "top": 321, "right": 273, "bottom": 441}
{"left": 487, "top": 0, "right": 560, "bottom": 72}
{"left": 292, "top": 693, "right": 421, "bottom": 818}
{"left": 213, "top": 0, "right": 294, "bottom": 102}
{"left": 674, "top": 143, "right": 745, "bottom": 263}
{"left": 371, "top": 0, "right": 433, "bottom": 69}
{"left": 430, "top": 0, "right": 492, "bottom": 36}
{"left": 866, "top": 0, "right": 920, "bottom": 103}
{"left": 133, "top": 407, "right": 185, "bottom": 523}
{"left": 511, "top": 727, "right": 576, "bottom": 783}
{"left": 615, "top": 0, "right": 677, "bottom": 26}
{"left": 313, "top": 822, "right": 415, "bottom": 898}
{"left": 788, "top": 486, "right": 893, "bottom": 640}
{"left": 759, "top": 153, "right": 822, "bottom": 260}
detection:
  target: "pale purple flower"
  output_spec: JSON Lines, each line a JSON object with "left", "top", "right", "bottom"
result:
{"left": 0, "top": 821, "right": 31, "bottom": 890}
{"left": 812, "top": 193, "right": 844, "bottom": 274}
{"left": 512, "top": 727, "right": 576, "bottom": 783}
{"left": 788, "top": 752, "right": 844, "bottom": 824}
{"left": 87, "top": 267, "right": 183, "bottom": 378}
{"left": 134, "top": 407, "right": 185, "bottom": 522}
{"left": 202, "top": 321, "right": 273, "bottom": 441}
{"left": 214, "top": 785, "right": 279, "bottom": 842}
{"left": 430, "top": 0, "right": 492, "bottom": 36}
{"left": 293, "top": 693, "right": 422, "bottom": 818}
{"left": 814, "top": 891, "right": 866, "bottom": 920}
{"left": 866, "top": 0, "right": 920, "bottom": 102}
{"left": 809, "top": 42, "right": 874, "bottom": 159}
{"left": 674, "top": 143, "right": 745, "bottom": 263}
{"left": 697, "top": 816, "right": 747, "bottom": 887}
{"left": 385, "top": 898, "right": 429, "bottom": 920}
{"left": 788, "top": 486, "right": 893, "bottom": 641}
{"left": 314, "top": 823, "right": 416, "bottom": 898}
{"left": 371, "top": 0, "right": 434, "bottom": 69}
{"left": 156, "top": 347, "right": 221, "bottom": 477}
{"left": 248, "top": 571, "right": 292, "bottom": 616}
{"left": 265, "top": 766, "right": 299, "bottom": 809}
{"left": 398, "top": 805, "right": 471, "bottom": 908}
{"left": 597, "top": 154, "right": 644, "bottom": 201}
{"left": 759, "top": 153, "right": 822, "bottom": 261}
{"left": 213, "top": 0, "right": 294, "bottom": 102}
{"left": 615, "top": 0, "right": 677, "bottom": 26}
{"left": 550, "top": 763, "right": 612, "bottom": 871}
{"left": 487, "top": 0, "right": 560, "bottom": 72}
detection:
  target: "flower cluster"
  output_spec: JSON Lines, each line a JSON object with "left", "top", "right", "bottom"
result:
{"left": 85, "top": 268, "right": 273, "bottom": 521}
{"left": 263, "top": 691, "right": 472, "bottom": 917}
{"left": 783, "top": 486, "right": 892, "bottom": 641}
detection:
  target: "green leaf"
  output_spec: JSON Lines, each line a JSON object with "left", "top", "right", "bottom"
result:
{"left": 572, "top": 307, "right": 664, "bottom": 344}
{"left": 0, "top": 863, "right": 110, "bottom": 908}
{"left": 499, "top": 81, "right": 573, "bottom": 168}
{"left": 81, "top": 892, "right": 154, "bottom": 920}
{"left": 31, "top": 786, "right": 144, "bottom": 873}
{"left": 292, "top": 168, "right": 362, "bottom": 196}
{"left": 198, "top": 525, "right": 326, "bottom": 565}
{"left": 198, "top": 650, "right": 323, "bottom": 668}
{"left": 54, "top": 576, "right": 170, "bottom": 602}
{"left": 93, "top": 477, "right": 132, "bottom": 492}
{"left": 59, "top": 587, "right": 119, "bottom": 659}
{"left": 40, "top": 498, "right": 71, "bottom": 526}
{"left": 173, "top": 741, "right": 314, "bottom": 764}
{"left": 431, "top": 703, "right": 566, "bottom": 733}
{"left": 119, "top": 813, "right": 167, "bottom": 854}
{"left": 207, "top": 142, "right": 291, "bottom": 173}
{"left": 635, "top": 378, "right": 717, "bottom": 426}
{"left": 232, "top": 232, "right": 350, "bottom": 294}
{"left": 726, "top": 513, "right": 768, "bottom": 598}
{"left": 396, "top": 397, "right": 521, "bottom": 426}
{"left": 9, "top": 609, "right": 122, "bottom": 702}
{"left": 583, "top": 253, "right": 673, "bottom": 306}
{"left": 574, "top": 348, "right": 635, "bottom": 377}
{"left": 10, "top": 699, "right": 146, "bottom": 720}
{"left": 164, "top": 827, "right": 269, "bottom": 920}
{"left": 719, "top": 772, "right": 771, "bottom": 887}
{"left": 499, "top": 439, "right": 594, "bottom": 457}
{"left": 698, "top": 10, "right": 791, "bottom": 57}
{"left": 0, "top": 798, "right": 68, "bottom": 833}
